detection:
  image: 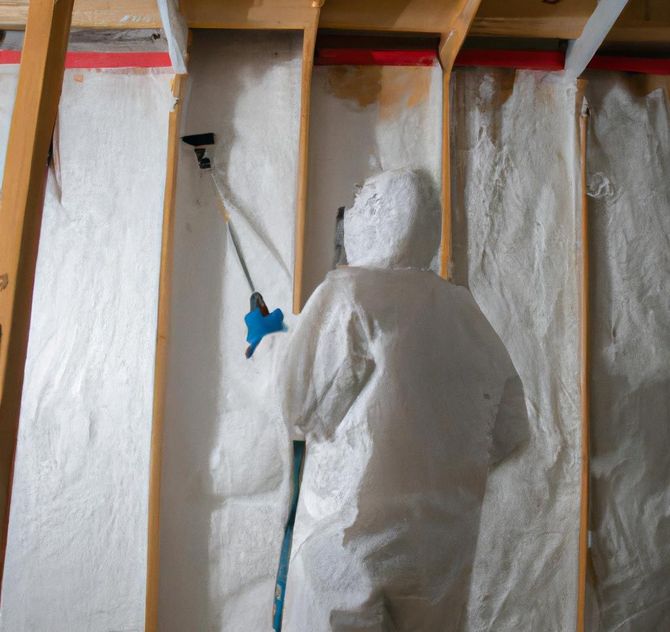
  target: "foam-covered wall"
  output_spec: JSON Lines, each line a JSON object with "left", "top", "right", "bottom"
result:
{"left": 158, "top": 31, "right": 301, "bottom": 631}
{"left": 304, "top": 64, "right": 442, "bottom": 298}
{"left": 452, "top": 69, "right": 581, "bottom": 630}
{"left": 586, "top": 74, "right": 670, "bottom": 630}
{"left": 1, "top": 68, "right": 173, "bottom": 630}
{"left": 0, "top": 47, "right": 667, "bottom": 632}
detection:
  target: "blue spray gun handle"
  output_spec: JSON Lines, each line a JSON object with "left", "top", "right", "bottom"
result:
{"left": 244, "top": 292, "right": 285, "bottom": 358}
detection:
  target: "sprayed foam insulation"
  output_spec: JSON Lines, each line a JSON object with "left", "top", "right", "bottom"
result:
{"left": 451, "top": 69, "right": 582, "bottom": 631}
{"left": 304, "top": 63, "right": 442, "bottom": 298}
{"left": 585, "top": 74, "right": 670, "bottom": 631}
{"left": 157, "top": 30, "right": 301, "bottom": 631}
{"left": 0, "top": 35, "right": 666, "bottom": 632}
{"left": 157, "top": 31, "right": 447, "bottom": 631}
{"left": 0, "top": 67, "right": 173, "bottom": 630}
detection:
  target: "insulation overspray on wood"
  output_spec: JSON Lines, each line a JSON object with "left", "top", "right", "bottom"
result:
{"left": 585, "top": 73, "right": 670, "bottom": 631}
{"left": 0, "top": 67, "right": 173, "bottom": 630}
{"left": 451, "top": 69, "right": 582, "bottom": 631}
{"left": 305, "top": 63, "right": 442, "bottom": 298}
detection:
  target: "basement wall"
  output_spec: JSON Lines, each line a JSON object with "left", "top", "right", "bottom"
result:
{"left": 0, "top": 67, "right": 173, "bottom": 630}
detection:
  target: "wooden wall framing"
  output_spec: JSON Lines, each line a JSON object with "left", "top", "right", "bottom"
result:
{"left": 0, "top": 0, "right": 663, "bottom": 628}
{"left": 0, "top": 0, "right": 75, "bottom": 593}
{"left": 145, "top": 73, "right": 186, "bottom": 632}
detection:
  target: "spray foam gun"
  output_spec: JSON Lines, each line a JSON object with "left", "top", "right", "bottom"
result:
{"left": 181, "top": 133, "right": 285, "bottom": 358}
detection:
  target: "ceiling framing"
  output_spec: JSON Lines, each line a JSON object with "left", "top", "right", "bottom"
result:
{"left": 0, "top": 0, "right": 667, "bottom": 46}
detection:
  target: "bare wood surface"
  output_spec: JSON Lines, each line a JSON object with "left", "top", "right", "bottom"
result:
{"left": 438, "top": 0, "right": 482, "bottom": 280}
{"left": 144, "top": 74, "right": 186, "bottom": 632}
{"left": 576, "top": 97, "right": 591, "bottom": 632}
{"left": 292, "top": 5, "right": 321, "bottom": 314}
{"left": 0, "top": 0, "right": 75, "bottom": 591}
{"left": 0, "top": 0, "right": 666, "bottom": 42}
{"left": 0, "top": 0, "right": 159, "bottom": 29}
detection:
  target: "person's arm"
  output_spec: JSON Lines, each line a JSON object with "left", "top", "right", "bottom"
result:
{"left": 276, "top": 279, "right": 375, "bottom": 441}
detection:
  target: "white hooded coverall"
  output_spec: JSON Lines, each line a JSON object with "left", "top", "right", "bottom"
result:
{"left": 277, "top": 169, "right": 528, "bottom": 631}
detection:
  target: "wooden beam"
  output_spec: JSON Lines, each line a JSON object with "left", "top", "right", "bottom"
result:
{"left": 609, "top": 0, "right": 670, "bottom": 41}
{"left": 471, "top": 0, "right": 595, "bottom": 39}
{"left": 182, "top": 0, "right": 320, "bottom": 30}
{"left": 576, "top": 98, "right": 591, "bottom": 632}
{"left": 0, "top": 0, "right": 75, "bottom": 590}
{"left": 0, "top": 1, "right": 160, "bottom": 30}
{"left": 292, "top": 2, "right": 322, "bottom": 314}
{"left": 438, "top": 0, "right": 482, "bottom": 280}
{"left": 144, "top": 73, "right": 186, "bottom": 632}
{"left": 0, "top": 0, "right": 667, "bottom": 43}
{"left": 565, "top": 0, "right": 630, "bottom": 80}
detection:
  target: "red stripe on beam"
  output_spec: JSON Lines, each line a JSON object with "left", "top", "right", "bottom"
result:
{"left": 2, "top": 47, "right": 667, "bottom": 76}
{"left": 455, "top": 49, "right": 565, "bottom": 71}
{"left": 0, "top": 51, "right": 20, "bottom": 64}
{"left": 587, "top": 55, "right": 670, "bottom": 75}
{"left": 315, "top": 47, "right": 670, "bottom": 76}
{"left": 0, "top": 50, "right": 172, "bottom": 68}
{"left": 315, "top": 48, "right": 437, "bottom": 66}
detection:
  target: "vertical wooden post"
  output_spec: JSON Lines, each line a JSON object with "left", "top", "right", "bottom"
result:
{"left": 438, "top": 0, "right": 482, "bottom": 280}
{"left": 145, "top": 73, "right": 186, "bottom": 632}
{"left": 0, "top": 0, "right": 75, "bottom": 591}
{"left": 292, "top": 3, "right": 322, "bottom": 314}
{"left": 439, "top": 68, "right": 453, "bottom": 279}
{"left": 576, "top": 100, "right": 591, "bottom": 632}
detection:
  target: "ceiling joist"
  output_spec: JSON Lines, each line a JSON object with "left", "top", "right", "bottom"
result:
{"left": 0, "top": 0, "right": 666, "bottom": 46}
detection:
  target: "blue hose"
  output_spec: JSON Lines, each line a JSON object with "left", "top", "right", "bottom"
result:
{"left": 272, "top": 440, "right": 306, "bottom": 631}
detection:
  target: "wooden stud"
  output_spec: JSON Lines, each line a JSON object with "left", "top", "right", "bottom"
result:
{"left": 292, "top": 3, "right": 322, "bottom": 314}
{"left": 438, "top": 0, "right": 483, "bottom": 280}
{"left": 576, "top": 97, "right": 591, "bottom": 632}
{"left": 0, "top": 0, "right": 75, "bottom": 591}
{"left": 144, "top": 73, "right": 186, "bottom": 632}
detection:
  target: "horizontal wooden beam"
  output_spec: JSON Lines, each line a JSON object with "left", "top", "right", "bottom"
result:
{"left": 183, "top": 0, "right": 320, "bottom": 30}
{"left": 0, "top": 0, "right": 667, "bottom": 44}
{"left": 0, "top": 1, "right": 160, "bottom": 30}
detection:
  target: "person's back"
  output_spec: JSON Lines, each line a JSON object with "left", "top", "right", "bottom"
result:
{"left": 277, "top": 170, "right": 528, "bottom": 631}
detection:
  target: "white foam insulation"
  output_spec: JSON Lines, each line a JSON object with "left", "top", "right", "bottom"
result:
{"left": 157, "top": 32, "right": 448, "bottom": 630}
{"left": 451, "top": 68, "right": 582, "bottom": 631}
{"left": 0, "top": 30, "right": 667, "bottom": 632}
{"left": 304, "top": 63, "right": 442, "bottom": 297}
{"left": 0, "top": 67, "right": 173, "bottom": 630}
{"left": 585, "top": 73, "right": 670, "bottom": 631}
{"left": 157, "top": 30, "right": 301, "bottom": 631}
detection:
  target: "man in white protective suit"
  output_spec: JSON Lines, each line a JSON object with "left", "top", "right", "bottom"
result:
{"left": 277, "top": 168, "right": 529, "bottom": 631}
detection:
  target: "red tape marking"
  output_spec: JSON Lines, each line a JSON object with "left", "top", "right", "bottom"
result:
{"left": 0, "top": 50, "right": 172, "bottom": 68}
